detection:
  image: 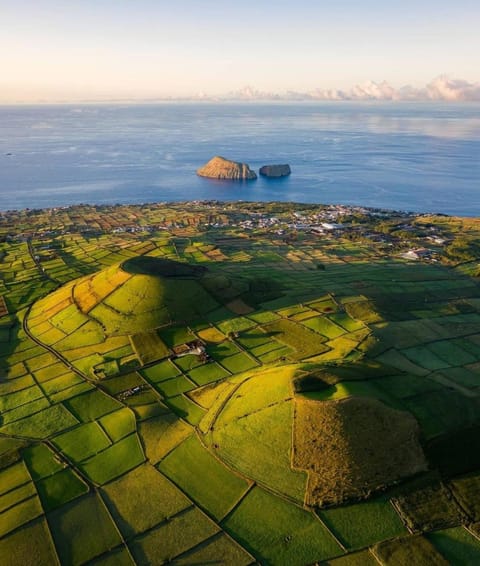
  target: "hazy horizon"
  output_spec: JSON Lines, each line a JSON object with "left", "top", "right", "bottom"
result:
{"left": 1, "top": 0, "right": 479, "bottom": 103}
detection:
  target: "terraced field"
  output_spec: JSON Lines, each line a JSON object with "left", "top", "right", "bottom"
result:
{"left": 1, "top": 202, "right": 480, "bottom": 564}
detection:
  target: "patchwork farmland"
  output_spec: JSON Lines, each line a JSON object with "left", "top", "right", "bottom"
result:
{"left": 0, "top": 201, "right": 480, "bottom": 564}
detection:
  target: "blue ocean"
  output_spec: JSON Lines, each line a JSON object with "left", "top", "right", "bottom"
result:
{"left": 0, "top": 102, "right": 479, "bottom": 215}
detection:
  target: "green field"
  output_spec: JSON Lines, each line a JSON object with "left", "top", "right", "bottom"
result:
{"left": 159, "top": 434, "right": 250, "bottom": 520}
{"left": 223, "top": 487, "right": 343, "bottom": 565}
{"left": 2, "top": 201, "right": 480, "bottom": 564}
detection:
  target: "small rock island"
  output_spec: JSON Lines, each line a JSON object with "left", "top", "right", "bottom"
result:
{"left": 197, "top": 156, "right": 257, "bottom": 180}
{"left": 259, "top": 164, "right": 291, "bottom": 177}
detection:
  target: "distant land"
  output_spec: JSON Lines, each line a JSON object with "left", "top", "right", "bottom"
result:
{"left": 2, "top": 75, "right": 480, "bottom": 104}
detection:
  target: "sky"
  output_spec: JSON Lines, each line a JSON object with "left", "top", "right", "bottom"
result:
{"left": 1, "top": 0, "right": 479, "bottom": 101}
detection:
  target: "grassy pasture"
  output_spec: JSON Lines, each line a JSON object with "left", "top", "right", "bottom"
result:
{"left": 0, "top": 397, "right": 51, "bottom": 426}
{"left": 0, "top": 384, "right": 45, "bottom": 413}
{"left": 427, "top": 527, "right": 480, "bottom": 564}
{"left": 0, "top": 495, "right": 43, "bottom": 538}
{"left": 36, "top": 468, "right": 89, "bottom": 511}
{"left": 49, "top": 382, "right": 94, "bottom": 404}
{"left": 187, "top": 362, "right": 230, "bottom": 386}
{"left": 319, "top": 496, "right": 407, "bottom": 549}
{"left": 373, "top": 374, "right": 441, "bottom": 399}
{"left": 372, "top": 535, "right": 448, "bottom": 566}
{"left": 207, "top": 339, "right": 241, "bottom": 359}
{"left": 0, "top": 404, "right": 78, "bottom": 439}
{"left": 159, "top": 434, "right": 250, "bottom": 520}
{"left": 79, "top": 433, "right": 145, "bottom": 485}
{"left": 54, "top": 320, "right": 105, "bottom": 350}
{"left": 132, "top": 402, "right": 168, "bottom": 421}
{"left": 153, "top": 374, "right": 196, "bottom": 397}
{"left": 34, "top": 363, "right": 69, "bottom": 383}
{"left": 263, "top": 318, "right": 329, "bottom": 360}
{"left": 302, "top": 316, "right": 346, "bottom": 339}
{"left": 141, "top": 359, "right": 181, "bottom": 383}
{"left": 52, "top": 422, "right": 112, "bottom": 463}
{"left": 402, "top": 346, "right": 450, "bottom": 371}
{"left": 42, "top": 372, "right": 83, "bottom": 397}
{"left": 427, "top": 340, "right": 477, "bottom": 366}
{"left": 88, "top": 545, "right": 134, "bottom": 566}
{"left": 102, "top": 464, "right": 190, "bottom": 538}
{"left": 223, "top": 486, "right": 343, "bottom": 565}
{"left": 22, "top": 443, "right": 64, "bottom": 480}
{"left": 48, "top": 494, "right": 122, "bottom": 565}
{"left": 172, "top": 532, "right": 253, "bottom": 565}
{"left": 0, "top": 482, "right": 37, "bottom": 513}
{"left": 138, "top": 413, "right": 192, "bottom": 464}
{"left": 129, "top": 331, "right": 169, "bottom": 365}
{"left": 0, "top": 518, "right": 58, "bottom": 566}
{"left": 98, "top": 372, "right": 144, "bottom": 396}
{"left": 218, "top": 352, "right": 259, "bottom": 374}
{"left": 211, "top": 398, "right": 306, "bottom": 502}
{"left": 129, "top": 506, "right": 220, "bottom": 565}
{"left": 100, "top": 408, "right": 136, "bottom": 442}
{"left": 64, "top": 390, "right": 122, "bottom": 422}
{"left": 158, "top": 326, "right": 195, "bottom": 348}
{"left": 49, "top": 302, "right": 90, "bottom": 334}
{"left": 165, "top": 394, "right": 206, "bottom": 425}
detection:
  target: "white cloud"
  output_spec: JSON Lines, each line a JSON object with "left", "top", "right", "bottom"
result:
{"left": 426, "top": 75, "right": 480, "bottom": 101}
{"left": 221, "top": 76, "right": 480, "bottom": 102}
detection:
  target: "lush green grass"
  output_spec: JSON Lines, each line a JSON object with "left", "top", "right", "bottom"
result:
{"left": 373, "top": 374, "right": 441, "bottom": 399}
{"left": 263, "top": 318, "right": 329, "bottom": 360}
{"left": 99, "top": 408, "right": 136, "bottom": 442}
{"left": 36, "top": 468, "right": 89, "bottom": 511}
{"left": 158, "top": 326, "right": 196, "bottom": 348}
{"left": 0, "top": 482, "right": 37, "bottom": 513}
{"left": 0, "top": 404, "right": 78, "bottom": 439}
{"left": 0, "top": 384, "right": 45, "bottom": 413}
{"left": 152, "top": 374, "right": 196, "bottom": 397}
{"left": 64, "top": 390, "right": 122, "bottom": 422}
{"left": 159, "top": 434, "right": 250, "bottom": 520}
{"left": 427, "top": 527, "right": 480, "bottom": 564}
{"left": 102, "top": 464, "right": 190, "bottom": 538}
{"left": 302, "top": 316, "right": 346, "bottom": 339}
{"left": 165, "top": 395, "right": 206, "bottom": 426}
{"left": 187, "top": 362, "right": 230, "bottom": 386}
{"left": 0, "top": 495, "right": 43, "bottom": 537}
{"left": 88, "top": 546, "right": 135, "bottom": 566}
{"left": 402, "top": 346, "right": 450, "bottom": 371}
{"left": 48, "top": 494, "right": 123, "bottom": 564}
{"left": 213, "top": 400, "right": 306, "bottom": 500}
{"left": 52, "top": 422, "right": 112, "bottom": 463}
{"left": 22, "top": 443, "right": 65, "bottom": 480}
{"left": 373, "top": 535, "right": 448, "bottom": 566}
{"left": 319, "top": 496, "right": 407, "bottom": 549}
{"left": 128, "top": 506, "right": 220, "bottom": 565}
{"left": 172, "top": 532, "right": 253, "bottom": 565}
{"left": 218, "top": 352, "right": 259, "bottom": 374}
{"left": 0, "top": 518, "right": 59, "bottom": 566}
{"left": 0, "top": 461, "right": 31, "bottom": 494}
{"left": 79, "top": 434, "right": 145, "bottom": 485}
{"left": 140, "top": 360, "right": 180, "bottom": 383}
{"left": 223, "top": 486, "right": 343, "bottom": 565}
{"left": 138, "top": 413, "right": 192, "bottom": 464}
{"left": 129, "top": 331, "right": 169, "bottom": 365}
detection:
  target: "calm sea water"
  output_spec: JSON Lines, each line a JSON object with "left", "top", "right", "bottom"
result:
{"left": 0, "top": 102, "right": 479, "bottom": 215}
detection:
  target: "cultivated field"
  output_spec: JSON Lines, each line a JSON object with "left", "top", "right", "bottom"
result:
{"left": 0, "top": 201, "right": 480, "bottom": 564}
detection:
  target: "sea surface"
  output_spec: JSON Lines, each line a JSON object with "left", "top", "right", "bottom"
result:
{"left": 0, "top": 102, "right": 479, "bottom": 215}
